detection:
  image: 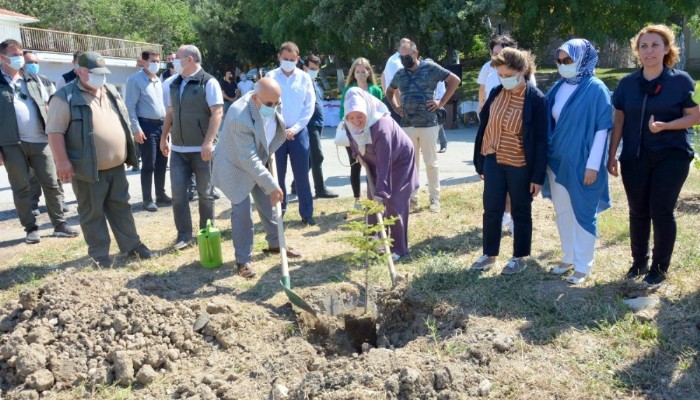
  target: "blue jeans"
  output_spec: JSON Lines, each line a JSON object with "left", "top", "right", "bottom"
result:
{"left": 275, "top": 128, "right": 313, "bottom": 218}
{"left": 170, "top": 151, "right": 214, "bottom": 241}
{"left": 482, "top": 155, "right": 532, "bottom": 257}
{"left": 138, "top": 119, "right": 168, "bottom": 202}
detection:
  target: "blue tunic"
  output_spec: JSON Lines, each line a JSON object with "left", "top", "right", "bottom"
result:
{"left": 542, "top": 76, "right": 613, "bottom": 237}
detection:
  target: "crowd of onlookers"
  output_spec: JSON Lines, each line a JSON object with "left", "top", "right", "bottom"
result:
{"left": 1, "top": 22, "right": 697, "bottom": 287}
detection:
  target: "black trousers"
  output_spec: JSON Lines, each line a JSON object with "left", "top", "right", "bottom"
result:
{"left": 620, "top": 148, "right": 691, "bottom": 269}
{"left": 345, "top": 146, "right": 361, "bottom": 198}
{"left": 307, "top": 124, "right": 327, "bottom": 193}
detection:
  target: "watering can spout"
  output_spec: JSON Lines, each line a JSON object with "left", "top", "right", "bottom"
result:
{"left": 198, "top": 219, "right": 223, "bottom": 269}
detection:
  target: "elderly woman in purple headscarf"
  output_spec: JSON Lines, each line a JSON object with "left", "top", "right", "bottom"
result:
{"left": 343, "top": 87, "right": 419, "bottom": 260}
{"left": 543, "top": 39, "right": 613, "bottom": 285}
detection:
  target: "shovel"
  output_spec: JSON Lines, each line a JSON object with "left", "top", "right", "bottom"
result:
{"left": 269, "top": 155, "right": 318, "bottom": 317}
{"left": 358, "top": 158, "right": 398, "bottom": 286}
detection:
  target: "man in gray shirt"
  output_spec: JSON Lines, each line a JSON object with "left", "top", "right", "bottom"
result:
{"left": 0, "top": 39, "right": 79, "bottom": 243}
{"left": 125, "top": 50, "right": 169, "bottom": 211}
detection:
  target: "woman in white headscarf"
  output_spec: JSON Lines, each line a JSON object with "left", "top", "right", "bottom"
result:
{"left": 343, "top": 87, "right": 419, "bottom": 259}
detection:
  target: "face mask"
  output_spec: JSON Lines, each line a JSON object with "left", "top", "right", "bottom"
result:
{"left": 166, "top": 62, "right": 174, "bottom": 70}
{"left": 306, "top": 69, "right": 318, "bottom": 80}
{"left": 400, "top": 54, "right": 414, "bottom": 69}
{"left": 87, "top": 73, "right": 107, "bottom": 89}
{"left": 500, "top": 74, "right": 522, "bottom": 90}
{"left": 280, "top": 60, "right": 296, "bottom": 72}
{"left": 354, "top": 71, "right": 369, "bottom": 81}
{"left": 147, "top": 62, "right": 160, "bottom": 75}
{"left": 558, "top": 63, "right": 578, "bottom": 79}
{"left": 4, "top": 55, "right": 25, "bottom": 70}
{"left": 259, "top": 103, "right": 276, "bottom": 118}
{"left": 173, "top": 59, "right": 184, "bottom": 75}
{"left": 25, "top": 63, "right": 40, "bottom": 75}
{"left": 240, "top": 76, "right": 247, "bottom": 81}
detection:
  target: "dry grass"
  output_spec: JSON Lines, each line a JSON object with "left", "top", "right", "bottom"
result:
{"left": 1, "top": 170, "right": 698, "bottom": 399}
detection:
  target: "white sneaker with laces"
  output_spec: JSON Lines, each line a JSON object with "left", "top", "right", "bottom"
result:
{"left": 429, "top": 198, "right": 441, "bottom": 213}
{"left": 470, "top": 254, "right": 495, "bottom": 271}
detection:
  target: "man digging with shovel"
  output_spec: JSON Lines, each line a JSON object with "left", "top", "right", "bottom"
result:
{"left": 212, "top": 77, "right": 302, "bottom": 278}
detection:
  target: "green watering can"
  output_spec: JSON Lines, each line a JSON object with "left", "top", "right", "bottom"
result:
{"left": 197, "top": 219, "right": 222, "bottom": 269}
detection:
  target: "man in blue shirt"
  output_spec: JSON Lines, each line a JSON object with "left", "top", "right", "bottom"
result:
{"left": 125, "top": 50, "right": 169, "bottom": 212}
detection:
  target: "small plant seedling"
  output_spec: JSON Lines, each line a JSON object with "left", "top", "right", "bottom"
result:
{"left": 340, "top": 199, "right": 397, "bottom": 314}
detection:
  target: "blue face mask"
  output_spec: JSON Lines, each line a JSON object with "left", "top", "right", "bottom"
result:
{"left": 259, "top": 103, "right": 276, "bottom": 118}
{"left": 25, "top": 63, "right": 40, "bottom": 75}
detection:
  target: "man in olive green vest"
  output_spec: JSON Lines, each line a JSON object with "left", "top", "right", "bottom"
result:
{"left": 0, "top": 39, "right": 79, "bottom": 244}
{"left": 47, "top": 51, "right": 154, "bottom": 267}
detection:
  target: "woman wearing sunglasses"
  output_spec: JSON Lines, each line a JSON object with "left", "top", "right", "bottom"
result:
{"left": 544, "top": 39, "right": 613, "bottom": 285}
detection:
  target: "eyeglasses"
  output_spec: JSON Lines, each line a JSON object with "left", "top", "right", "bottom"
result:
{"left": 261, "top": 100, "right": 281, "bottom": 108}
{"left": 556, "top": 57, "right": 574, "bottom": 65}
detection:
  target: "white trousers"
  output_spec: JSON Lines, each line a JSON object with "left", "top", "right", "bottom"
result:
{"left": 547, "top": 168, "right": 596, "bottom": 275}
{"left": 404, "top": 126, "right": 440, "bottom": 201}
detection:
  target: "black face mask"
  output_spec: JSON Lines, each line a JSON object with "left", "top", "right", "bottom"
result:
{"left": 400, "top": 54, "right": 415, "bottom": 69}
{"left": 166, "top": 62, "right": 174, "bottom": 69}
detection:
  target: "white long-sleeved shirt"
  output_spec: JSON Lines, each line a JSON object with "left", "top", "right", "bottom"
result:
{"left": 266, "top": 67, "right": 315, "bottom": 135}
{"left": 552, "top": 82, "right": 607, "bottom": 171}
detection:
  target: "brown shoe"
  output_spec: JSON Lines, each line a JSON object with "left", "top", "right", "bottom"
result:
{"left": 263, "top": 246, "right": 302, "bottom": 258}
{"left": 237, "top": 262, "right": 256, "bottom": 278}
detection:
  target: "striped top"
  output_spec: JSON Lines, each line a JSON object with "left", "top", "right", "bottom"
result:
{"left": 481, "top": 83, "right": 527, "bottom": 167}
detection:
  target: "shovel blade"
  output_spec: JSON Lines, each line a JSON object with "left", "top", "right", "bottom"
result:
{"left": 280, "top": 281, "right": 318, "bottom": 317}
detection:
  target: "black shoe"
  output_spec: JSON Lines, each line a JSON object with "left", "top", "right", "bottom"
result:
{"left": 143, "top": 201, "right": 158, "bottom": 212}
{"left": 156, "top": 195, "right": 172, "bottom": 205}
{"left": 128, "top": 243, "right": 154, "bottom": 260}
{"left": 625, "top": 260, "right": 650, "bottom": 279}
{"left": 290, "top": 185, "right": 297, "bottom": 195}
{"left": 53, "top": 222, "right": 79, "bottom": 238}
{"left": 438, "top": 145, "right": 447, "bottom": 153}
{"left": 642, "top": 269, "right": 666, "bottom": 287}
{"left": 315, "top": 189, "right": 339, "bottom": 199}
{"left": 301, "top": 216, "right": 316, "bottom": 226}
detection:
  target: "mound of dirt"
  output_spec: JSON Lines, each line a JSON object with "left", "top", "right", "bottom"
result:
{"left": 0, "top": 269, "right": 517, "bottom": 399}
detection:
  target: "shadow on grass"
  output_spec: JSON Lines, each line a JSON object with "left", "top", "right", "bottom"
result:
{"left": 409, "top": 226, "right": 483, "bottom": 256}
{"left": 385, "top": 253, "right": 632, "bottom": 348}
{"left": 615, "top": 288, "right": 700, "bottom": 399}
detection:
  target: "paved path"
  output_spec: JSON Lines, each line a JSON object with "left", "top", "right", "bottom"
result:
{"left": 0, "top": 125, "right": 479, "bottom": 239}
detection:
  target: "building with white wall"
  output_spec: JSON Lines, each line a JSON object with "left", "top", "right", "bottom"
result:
{"left": 0, "top": 8, "right": 162, "bottom": 95}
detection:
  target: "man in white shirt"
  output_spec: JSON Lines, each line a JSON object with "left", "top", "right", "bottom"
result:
{"left": 266, "top": 42, "right": 316, "bottom": 225}
{"left": 381, "top": 38, "right": 412, "bottom": 123}
{"left": 160, "top": 44, "right": 224, "bottom": 250}
{"left": 237, "top": 72, "right": 254, "bottom": 95}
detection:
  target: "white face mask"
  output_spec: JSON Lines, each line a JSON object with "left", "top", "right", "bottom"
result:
{"left": 147, "top": 62, "right": 160, "bottom": 75}
{"left": 558, "top": 63, "right": 578, "bottom": 79}
{"left": 280, "top": 60, "right": 296, "bottom": 72}
{"left": 173, "top": 59, "right": 184, "bottom": 75}
{"left": 500, "top": 74, "right": 522, "bottom": 90}
{"left": 3, "top": 55, "right": 25, "bottom": 71}
{"left": 87, "top": 73, "right": 106, "bottom": 89}
{"left": 306, "top": 69, "right": 318, "bottom": 80}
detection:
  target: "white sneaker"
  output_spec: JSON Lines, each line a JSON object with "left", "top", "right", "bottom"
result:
{"left": 429, "top": 198, "right": 441, "bottom": 213}
{"left": 391, "top": 253, "right": 401, "bottom": 262}
{"left": 470, "top": 254, "right": 495, "bottom": 271}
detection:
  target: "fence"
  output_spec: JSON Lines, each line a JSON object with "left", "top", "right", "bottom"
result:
{"left": 19, "top": 26, "right": 161, "bottom": 59}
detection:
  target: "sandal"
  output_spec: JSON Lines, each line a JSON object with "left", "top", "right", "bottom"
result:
{"left": 237, "top": 263, "right": 257, "bottom": 279}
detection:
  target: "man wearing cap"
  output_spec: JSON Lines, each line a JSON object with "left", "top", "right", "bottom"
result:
{"left": 125, "top": 50, "right": 169, "bottom": 212}
{"left": 0, "top": 39, "right": 79, "bottom": 244}
{"left": 47, "top": 51, "right": 153, "bottom": 267}
{"left": 160, "top": 44, "right": 223, "bottom": 250}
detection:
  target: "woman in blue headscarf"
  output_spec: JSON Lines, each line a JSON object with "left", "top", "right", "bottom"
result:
{"left": 543, "top": 39, "right": 613, "bottom": 285}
